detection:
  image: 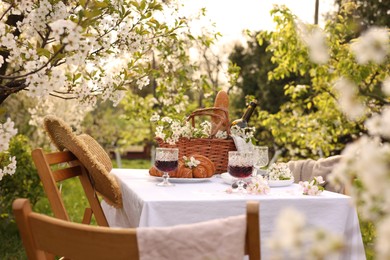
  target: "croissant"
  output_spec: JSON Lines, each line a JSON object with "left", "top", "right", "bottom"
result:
{"left": 174, "top": 163, "right": 193, "bottom": 178}
{"left": 191, "top": 154, "right": 215, "bottom": 178}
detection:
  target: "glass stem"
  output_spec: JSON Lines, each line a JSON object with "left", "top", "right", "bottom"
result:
{"left": 162, "top": 172, "right": 169, "bottom": 184}
{"left": 237, "top": 179, "right": 246, "bottom": 192}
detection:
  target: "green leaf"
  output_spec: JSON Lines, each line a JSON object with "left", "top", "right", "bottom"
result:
{"left": 37, "top": 48, "right": 51, "bottom": 59}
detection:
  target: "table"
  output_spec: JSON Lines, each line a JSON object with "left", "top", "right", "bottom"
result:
{"left": 101, "top": 169, "right": 366, "bottom": 259}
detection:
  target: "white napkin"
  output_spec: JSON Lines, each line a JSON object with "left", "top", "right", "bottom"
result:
{"left": 137, "top": 215, "right": 246, "bottom": 260}
{"left": 231, "top": 135, "right": 254, "bottom": 152}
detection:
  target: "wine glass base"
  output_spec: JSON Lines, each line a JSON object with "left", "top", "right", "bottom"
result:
{"left": 232, "top": 179, "right": 248, "bottom": 194}
{"left": 156, "top": 181, "right": 175, "bottom": 187}
{"left": 232, "top": 188, "right": 247, "bottom": 195}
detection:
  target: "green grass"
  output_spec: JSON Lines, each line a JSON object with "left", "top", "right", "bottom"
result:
{"left": 2, "top": 159, "right": 150, "bottom": 260}
{"left": 112, "top": 158, "right": 151, "bottom": 169}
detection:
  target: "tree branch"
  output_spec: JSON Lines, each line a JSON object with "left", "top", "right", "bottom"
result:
{"left": 0, "top": 3, "right": 13, "bottom": 21}
{"left": 0, "top": 45, "right": 65, "bottom": 80}
{"left": 49, "top": 92, "right": 78, "bottom": 100}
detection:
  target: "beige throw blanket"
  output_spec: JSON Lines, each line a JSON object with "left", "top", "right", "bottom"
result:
{"left": 287, "top": 155, "right": 343, "bottom": 193}
{"left": 137, "top": 215, "right": 246, "bottom": 260}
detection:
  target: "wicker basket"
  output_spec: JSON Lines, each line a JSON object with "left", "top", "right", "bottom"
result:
{"left": 156, "top": 107, "right": 237, "bottom": 174}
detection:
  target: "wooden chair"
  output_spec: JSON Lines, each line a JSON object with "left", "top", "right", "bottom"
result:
{"left": 31, "top": 148, "right": 108, "bottom": 226}
{"left": 13, "top": 198, "right": 261, "bottom": 260}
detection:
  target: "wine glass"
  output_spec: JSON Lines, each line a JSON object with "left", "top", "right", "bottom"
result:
{"left": 228, "top": 151, "right": 253, "bottom": 193}
{"left": 155, "top": 148, "right": 179, "bottom": 187}
{"left": 253, "top": 146, "right": 269, "bottom": 178}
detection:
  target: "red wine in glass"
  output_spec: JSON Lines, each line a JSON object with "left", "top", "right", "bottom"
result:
{"left": 155, "top": 160, "right": 178, "bottom": 172}
{"left": 228, "top": 165, "right": 253, "bottom": 178}
{"left": 228, "top": 151, "right": 253, "bottom": 193}
{"left": 155, "top": 148, "right": 179, "bottom": 187}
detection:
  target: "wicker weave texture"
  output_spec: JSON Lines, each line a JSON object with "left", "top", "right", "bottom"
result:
{"left": 156, "top": 137, "right": 237, "bottom": 174}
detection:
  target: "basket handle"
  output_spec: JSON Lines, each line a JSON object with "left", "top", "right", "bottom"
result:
{"left": 186, "top": 107, "right": 231, "bottom": 137}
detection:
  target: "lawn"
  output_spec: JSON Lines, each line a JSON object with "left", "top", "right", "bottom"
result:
{"left": 0, "top": 159, "right": 151, "bottom": 260}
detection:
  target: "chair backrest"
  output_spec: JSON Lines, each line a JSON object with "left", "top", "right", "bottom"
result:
{"left": 31, "top": 148, "right": 108, "bottom": 226}
{"left": 13, "top": 198, "right": 261, "bottom": 260}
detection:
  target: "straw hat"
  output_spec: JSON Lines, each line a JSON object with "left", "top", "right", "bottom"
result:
{"left": 43, "top": 115, "right": 122, "bottom": 208}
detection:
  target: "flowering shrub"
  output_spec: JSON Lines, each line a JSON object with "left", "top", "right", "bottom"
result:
{"left": 0, "top": 135, "right": 44, "bottom": 233}
{"left": 299, "top": 176, "right": 325, "bottom": 196}
{"left": 268, "top": 163, "right": 293, "bottom": 181}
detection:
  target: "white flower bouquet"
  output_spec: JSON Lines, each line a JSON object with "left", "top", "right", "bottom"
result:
{"left": 150, "top": 113, "right": 256, "bottom": 145}
{"left": 267, "top": 163, "right": 294, "bottom": 181}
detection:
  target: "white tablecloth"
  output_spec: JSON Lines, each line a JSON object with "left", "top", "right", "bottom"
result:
{"left": 101, "top": 169, "right": 366, "bottom": 260}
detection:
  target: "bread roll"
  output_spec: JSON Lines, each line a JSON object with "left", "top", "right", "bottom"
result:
{"left": 211, "top": 90, "right": 229, "bottom": 135}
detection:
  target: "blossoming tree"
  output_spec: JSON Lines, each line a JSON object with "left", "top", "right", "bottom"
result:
{"left": 0, "top": 0, "right": 221, "bottom": 178}
{"left": 255, "top": 3, "right": 389, "bottom": 258}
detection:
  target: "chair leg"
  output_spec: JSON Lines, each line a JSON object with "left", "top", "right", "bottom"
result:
{"left": 82, "top": 208, "right": 93, "bottom": 224}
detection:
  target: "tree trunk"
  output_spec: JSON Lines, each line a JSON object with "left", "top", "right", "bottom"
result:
{"left": 314, "top": 0, "right": 319, "bottom": 25}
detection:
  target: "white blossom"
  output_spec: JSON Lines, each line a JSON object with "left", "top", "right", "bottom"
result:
{"left": 329, "top": 136, "right": 390, "bottom": 221}
{"left": 294, "top": 85, "right": 307, "bottom": 93}
{"left": 297, "top": 22, "right": 330, "bottom": 64}
{"left": 161, "top": 116, "right": 173, "bottom": 124}
{"left": 215, "top": 130, "right": 228, "bottom": 139}
{"left": 0, "top": 118, "right": 18, "bottom": 152}
{"left": 182, "top": 156, "right": 200, "bottom": 168}
{"left": 0, "top": 33, "right": 16, "bottom": 49}
{"left": 150, "top": 114, "right": 160, "bottom": 122}
{"left": 299, "top": 176, "right": 325, "bottom": 196}
{"left": 333, "top": 77, "right": 366, "bottom": 121}
{"left": 246, "top": 175, "right": 270, "bottom": 195}
{"left": 231, "top": 125, "right": 256, "bottom": 143}
{"left": 0, "top": 156, "right": 17, "bottom": 182}
{"left": 267, "top": 207, "right": 344, "bottom": 259}
{"left": 376, "top": 216, "right": 390, "bottom": 259}
{"left": 351, "top": 27, "right": 389, "bottom": 65}
{"left": 267, "top": 208, "right": 306, "bottom": 258}
{"left": 136, "top": 76, "right": 150, "bottom": 90}
{"left": 268, "top": 163, "right": 293, "bottom": 181}
{"left": 17, "top": 0, "right": 34, "bottom": 13}
{"left": 365, "top": 106, "right": 390, "bottom": 139}
{"left": 382, "top": 77, "right": 390, "bottom": 96}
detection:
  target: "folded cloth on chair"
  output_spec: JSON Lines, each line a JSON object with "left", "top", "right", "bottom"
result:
{"left": 288, "top": 155, "right": 343, "bottom": 192}
{"left": 137, "top": 215, "right": 246, "bottom": 260}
